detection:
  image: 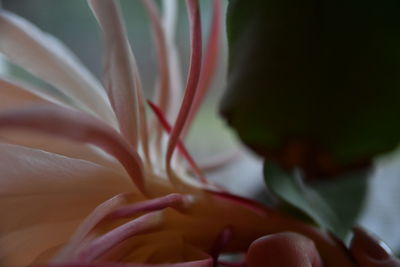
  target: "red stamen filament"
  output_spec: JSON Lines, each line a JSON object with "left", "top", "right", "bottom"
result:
{"left": 148, "top": 100, "right": 208, "bottom": 184}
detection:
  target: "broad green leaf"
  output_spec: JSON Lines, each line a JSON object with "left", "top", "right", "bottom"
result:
{"left": 311, "top": 168, "right": 369, "bottom": 238}
{"left": 264, "top": 162, "right": 368, "bottom": 239}
{"left": 222, "top": 0, "right": 400, "bottom": 178}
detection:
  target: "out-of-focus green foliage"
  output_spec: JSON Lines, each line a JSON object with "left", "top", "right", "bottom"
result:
{"left": 264, "top": 162, "right": 345, "bottom": 238}
{"left": 264, "top": 162, "right": 369, "bottom": 240}
{"left": 221, "top": 0, "right": 400, "bottom": 178}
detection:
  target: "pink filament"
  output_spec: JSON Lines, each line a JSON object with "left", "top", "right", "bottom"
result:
{"left": 210, "top": 227, "right": 234, "bottom": 266}
{"left": 107, "top": 193, "right": 185, "bottom": 219}
{"left": 165, "top": 0, "right": 202, "bottom": 173}
{"left": 53, "top": 194, "right": 127, "bottom": 263}
{"left": 148, "top": 100, "right": 208, "bottom": 184}
{"left": 76, "top": 212, "right": 162, "bottom": 262}
{"left": 185, "top": 0, "right": 223, "bottom": 135}
{"left": 208, "top": 191, "right": 269, "bottom": 217}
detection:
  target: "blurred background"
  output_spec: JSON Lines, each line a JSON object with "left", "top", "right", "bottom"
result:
{"left": 1, "top": 0, "right": 399, "bottom": 254}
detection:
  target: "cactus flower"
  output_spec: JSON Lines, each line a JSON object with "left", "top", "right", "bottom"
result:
{"left": 0, "top": 1, "right": 377, "bottom": 266}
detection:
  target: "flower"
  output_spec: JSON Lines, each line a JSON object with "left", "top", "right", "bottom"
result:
{"left": 0, "top": 0, "right": 359, "bottom": 266}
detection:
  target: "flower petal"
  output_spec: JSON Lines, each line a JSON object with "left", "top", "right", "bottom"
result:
{"left": 185, "top": 0, "right": 223, "bottom": 135}
{"left": 0, "top": 78, "right": 119, "bottom": 167}
{"left": 0, "top": 77, "right": 47, "bottom": 108}
{"left": 141, "top": 0, "right": 171, "bottom": 157}
{"left": 166, "top": 0, "right": 203, "bottom": 173}
{"left": 0, "top": 143, "right": 133, "bottom": 266}
{"left": 161, "top": 0, "right": 184, "bottom": 120}
{"left": 0, "top": 10, "right": 117, "bottom": 127}
{"left": 0, "top": 105, "right": 145, "bottom": 193}
{"left": 88, "top": 0, "right": 147, "bottom": 149}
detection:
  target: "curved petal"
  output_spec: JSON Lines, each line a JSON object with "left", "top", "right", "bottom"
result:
{"left": 0, "top": 78, "right": 119, "bottom": 167}
{"left": 166, "top": 0, "right": 202, "bottom": 171}
{"left": 0, "top": 143, "right": 134, "bottom": 266}
{"left": 185, "top": 0, "right": 223, "bottom": 135}
{"left": 0, "top": 105, "right": 146, "bottom": 193}
{"left": 0, "top": 10, "right": 117, "bottom": 127}
{"left": 0, "top": 77, "right": 48, "bottom": 108}
{"left": 0, "top": 129, "right": 121, "bottom": 170}
{"left": 88, "top": 0, "right": 146, "bottom": 149}
{"left": 161, "top": 0, "right": 184, "bottom": 120}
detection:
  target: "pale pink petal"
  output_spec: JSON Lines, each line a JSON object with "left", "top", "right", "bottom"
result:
{"left": 0, "top": 128, "right": 121, "bottom": 170}
{"left": 1, "top": 220, "right": 81, "bottom": 266}
{"left": 0, "top": 77, "right": 48, "bottom": 108}
{"left": 0, "top": 105, "right": 145, "bottom": 193}
{"left": 0, "top": 76, "right": 97, "bottom": 112}
{"left": 0, "top": 10, "right": 117, "bottom": 127}
{"left": 88, "top": 0, "right": 147, "bottom": 149}
{"left": 166, "top": 0, "right": 202, "bottom": 173}
{"left": 0, "top": 143, "right": 133, "bottom": 266}
{"left": 196, "top": 150, "right": 242, "bottom": 173}
{"left": 142, "top": 0, "right": 170, "bottom": 117}
{"left": 184, "top": 0, "right": 223, "bottom": 136}
{"left": 161, "top": 0, "right": 184, "bottom": 121}
{"left": 141, "top": 0, "right": 170, "bottom": 157}
{"left": 0, "top": 78, "right": 119, "bottom": 167}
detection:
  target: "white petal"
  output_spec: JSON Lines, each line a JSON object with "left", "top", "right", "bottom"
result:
{"left": 0, "top": 78, "right": 120, "bottom": 168}
{"left": 0, "top": 10, "right": 118, "bottom": 128}
{"left": 89, "top": 0, "right": 147, "bottom": 148}
{"left": 0, "top": 143, "right": 134, "bottom": 265}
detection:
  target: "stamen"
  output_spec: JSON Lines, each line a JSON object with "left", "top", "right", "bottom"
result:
{"left": 148, "top": 100, "right": 208, "bottom": 184}
{"left": 184, "top": 0, "right": 223, "bottom": 136}
{"left": 52, "top": 194, "right": 128, "bottom": 263}
{"left": 210, "top": 227, "right": 234, "bottom": 266}
{"left": 107, "top": 193, "right": 189, "bottom": 219}
{"left": 75, "top": 211, "right": 163, "bottom": 262}
{"left": 165, "top": 0, "right": 202, "bottom": 176}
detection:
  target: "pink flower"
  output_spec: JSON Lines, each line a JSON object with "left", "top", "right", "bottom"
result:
{"left": 0, "top": 1, "right": 366, "bottom": 266}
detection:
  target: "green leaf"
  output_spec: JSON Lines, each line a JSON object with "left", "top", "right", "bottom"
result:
{"left": 311, "top": 169, "right": 369, "bottom": 237}
{"left": 221, "top": 0, "right": 400, "bottom": 178}
{"left": 264, "top": 162, "right": 369, "bottom": 239}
